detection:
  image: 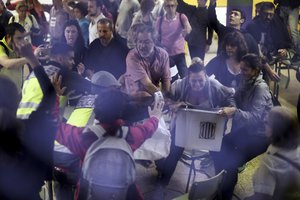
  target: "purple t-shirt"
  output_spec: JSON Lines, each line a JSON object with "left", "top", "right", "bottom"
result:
{"left": 156, "top": 12, "right": 188, "bottom": 56}
{"left": 126, "top": 46, "right": 171, "bottom": 87}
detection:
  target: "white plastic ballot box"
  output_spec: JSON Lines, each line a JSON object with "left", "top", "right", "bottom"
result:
{"left": 175, "top": 108, "right": 226, "bottom": 152}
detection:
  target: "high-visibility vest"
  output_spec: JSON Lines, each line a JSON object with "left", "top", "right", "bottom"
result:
{"left": 17, "top": 64, "right": 61, "bottom": 119}
{"left": 54, "top": 94, "right": 96, "bottom": 149}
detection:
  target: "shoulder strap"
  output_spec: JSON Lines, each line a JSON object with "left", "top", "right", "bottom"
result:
{"left": 273, "top": 152, "right": 300, "bottom": 172}
{"left": 179, "top": 13, "right": 184, "bottom": 28}
{"left": 28, "top": 15, "right": 33, "bottom": 24}
{"left": 158, "top": 16, "right": 163, "bottom": 43}
{"left": 11, "top": 16, "right": 15, "bottom": 23}
{"left": 0, "top": 41, "right": 9, "bottom": 56}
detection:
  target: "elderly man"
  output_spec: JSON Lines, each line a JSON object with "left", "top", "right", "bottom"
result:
{"left": 125, "top": 25, "right": 171, "bottom": 96}
{"left": 156, "top": 62, "right": 235, "bottom": 190}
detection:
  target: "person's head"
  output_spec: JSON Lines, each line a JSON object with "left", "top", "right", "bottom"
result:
{"left": 0, "top": 76, "right": 20, "bottom": 114}
{"left": 221, "top": 31, "right": 248, "bottom": 61}
{"left": 0, "top": 0, "right": 6, "bottom": 11}
{"left": 197, "top": 0, "right": 207, "bottom": 7}
{"left": 73, "top": 2, "right": 88, "bottom": 19}
{"left": 52, "top": 0, "right": 63, "bottom": 8}
{"left": 240, "top": 53, "right": 262, "bottom": 80}
{"left": 5, "top": 23, "right": 26, "bottom": 49}
{"left": 265, "top": 106, "right": 300, "bottom": 149}
{"left": 50, "top": 43, "right": 75, "bottom": 70}
{"left": 260, "top": 2, "right": 275, "bottom": 23}
{"left": 228, "top": 8, "right": 245, "bottom": 29}
{"left": 62, "top": 20, "right": 84, "bottom": 47}
{"left": 191, "top": 57, "right": 204, "bottom": 65}
{"left": 91, "top": 71, "right": 121, "bottom": 94}
{"left": 136, "top": 25, "right": 157, "bottom": 58}
{"left": 140, "top": 0, "right": 155, "bottom": 15}
{"left": 97, "top": 18, "right": 114, "bottom": 46}
{"left": 187, "top": 62, "right": 207, "bottom": 92}
{"left": 255, "top": 2, "right": 264, "bottom": 16}
{"left": 16, "top": 1, "right": 28, "bottom": 20}
{"left": 94, "top": 89, "right": 129, "bottom": 136}
{"left": 88, "top": 0, "right": 102, "bottom": 17}
{"left": 164, "top": 0, "right": 178, "bottom": 15}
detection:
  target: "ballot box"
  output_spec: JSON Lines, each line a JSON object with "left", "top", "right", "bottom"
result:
{"left": 175, "top": 108, "right": 226, "bottom": 152}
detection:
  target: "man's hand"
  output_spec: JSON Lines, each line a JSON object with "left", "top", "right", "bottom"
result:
{"left": 77, "top": 62, "right": 85, "bottom": 76}
{"left": 218, "top": 107, "right": 237, "bottom": 118}
{"left": 51, "top": 73, "right": 66, "bottom": 96}
{"left": 15, "top": 40, "right": 40, "bottom": 68}
{"left": 264, "top": 63, "right": 280, "bottom": 82}
{"left": 277, "top": 49, "right": 288, "bottom": 58}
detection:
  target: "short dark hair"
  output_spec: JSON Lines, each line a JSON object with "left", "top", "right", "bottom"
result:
{"left": 230, "top": 8, "right": 246, "bottom": 22}
{"left": 5, "top": 23, "right": 26, "bottom": 38}
{"left": 88, "top": 0, "right": 103, "bottom": 8}
{"left": 268, "top": 106, "right": 300, "bottom": 149}
{"left": 73, "top": 1, "right": 88, "bottom": 16}
{"left": 50, "top": 42, "right": 73, "bottom": 57}
{"left": 240, "top": 53, "right": 263, "bottom": 71}
{"left": 97, "top": 18, "right": 114, "bottom": 31}
{"left": 221, "top": 31, "right": 248, "bottom": 61}
{"left": 140, "top": 0, "right": 155, "bottom": 15}
{"left": 94, "top": 89, "right": 129, "bottom": 136}
{"left": 260, "top": 1, "right": 275, "bottom": 11}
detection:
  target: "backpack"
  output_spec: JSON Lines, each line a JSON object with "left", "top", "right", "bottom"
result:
{"left": 80, "top": 125, "right": 136, "bottom": 200}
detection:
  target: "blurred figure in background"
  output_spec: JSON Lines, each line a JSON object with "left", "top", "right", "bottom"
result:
{"left": 246, "top": 106, "right": 300, "bottom": 200}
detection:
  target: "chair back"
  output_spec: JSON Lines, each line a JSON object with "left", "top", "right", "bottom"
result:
{"left": 188, "top": 170, "right": 226, "bottom": 200}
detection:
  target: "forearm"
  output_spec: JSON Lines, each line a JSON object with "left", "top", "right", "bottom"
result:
{"left": 0, "top": 57, "right": 28, "bottom": 69}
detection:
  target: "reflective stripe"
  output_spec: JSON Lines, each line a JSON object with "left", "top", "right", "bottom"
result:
{"left": 67, "top": 108, "right": 94, "bottom": 127}
{"left": 17, "top": 113, "right": 31, "bottom": 119}
{"left": 18, "top": 102, "right": 40, "bottom": 109}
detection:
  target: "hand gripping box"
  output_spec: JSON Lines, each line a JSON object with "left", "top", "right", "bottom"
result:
{"left": 175, "top": 108, "right": 226, "bottom": 152}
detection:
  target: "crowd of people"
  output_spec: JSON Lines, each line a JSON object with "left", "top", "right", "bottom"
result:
{"left": 0, "top": 0, "right": 300, "bottom": 199}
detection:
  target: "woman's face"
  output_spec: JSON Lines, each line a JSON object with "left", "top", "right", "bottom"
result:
{"left": 240, "top": 61, "right": 258, "bottom": 80}
{"left": 225, "top": 44, "right": 237, "bottom": 58}
{"left": 64, "top": 25, "right": 79, "bottom": 46}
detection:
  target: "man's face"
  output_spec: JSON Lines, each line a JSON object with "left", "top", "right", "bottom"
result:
{"left": 229, "top": 10, "right": 244, "bottom": 27}
{"left": 197, "top": 0, "right": 207, "bottom": 7}
{"left": 74, "top": 8, "right": 83, "bottom": 19}
{"left": 0, "top": 2, "right": 5, "bottom": 11}
{"left": 164, "top": 0, "right": 177, "bottom": 15}
{"left": 88, "top": 0, "right": 98, "bottom": 17}
{"left": 61, "top": 51, "right": 75, "bottom": 70}
{"left": 261, "top": 8, "right": 275, "bottom": 23}
{"left": 17, "top": 6, "right": 27, "bottom": 19}
{"left": 188, "top": 71, "right": 207, "bottom": 91}
{"left": 64, "top": 25, "right": 79, "bottom": 46}
{"left": 136, "top": 32, "right": 155, "bottom": 58}
{"left": 11, "top": 30, "right": 26, "bottom": 50}
{"left": 97, "top": 23, "right": 113, "bottom": 46}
